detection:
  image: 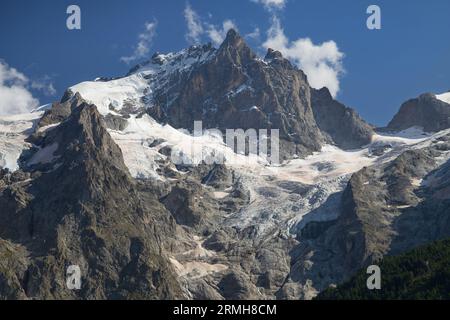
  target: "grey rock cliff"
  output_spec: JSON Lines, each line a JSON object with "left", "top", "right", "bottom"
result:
{"left": 285, "top": 132, "right": 450, "bottom": 295}
{"left": 0, "top": 101, "right": 183, "bottom": 299}
{"left": 311, "top": 87, "right": 374, "bottom": 149}
{"left": 387, "top": 93, "right": 450, "bottom": 132}
{"left": 2, "top": 28, "right": 449, "bottom": 301}
{"left": 146, "top": 30, "right": 374, "bottom": 158}
{"left": 148, "top": 29, "right": 325, "bottom": 158}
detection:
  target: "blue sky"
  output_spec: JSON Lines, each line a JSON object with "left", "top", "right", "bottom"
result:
{"left": 1, "top": 0, "right": 449, "bottom": 125}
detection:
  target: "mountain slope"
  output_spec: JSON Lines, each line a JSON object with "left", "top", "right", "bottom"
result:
{"left": 149, "top": 30, "right": 324, "bottom": 158}
{"left": 282, "top": 129, "right": 450, "bottom": 297}
{"left": 1, "top": 29, "right": 449, "bottom": 301}
{"left": 316, "top": 238, "right": 450, "bottom": 300}
{"left": 311, "top": 87, "right": 374, "bottom": 149}
{"left": 0, "top": 98, "right": 183, "bottom": 299}
{"left": 387, "top": 92, "right": 450, "bottom": 132}
{"left": 68, "top": 29, "right": 372, "bottom": 160}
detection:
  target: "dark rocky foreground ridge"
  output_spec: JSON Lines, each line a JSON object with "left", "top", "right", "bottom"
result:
{"left": 1, "top": 29, "right": 450, "bottom": 300}
{"left": 0, "top": 101, "right": 183, "bottom": 299}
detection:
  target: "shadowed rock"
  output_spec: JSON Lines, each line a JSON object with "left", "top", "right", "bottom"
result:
{"left": 388, "top": 93, "right": 450, "bottom": 132}
{"left": 0, "top": 103, "right": 183, "bottom": 299}
{"left": 311, "top": 87, "right": 374, "bottom": 149}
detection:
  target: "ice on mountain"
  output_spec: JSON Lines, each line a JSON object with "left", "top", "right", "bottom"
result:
{"left": 108, "top": 114, "right": 268, "bottom": 180}
{"left": 436, "top": 91, "right": 450, "bottom": 104}
{"left": 0, "top": 111, "right": 44, "bottom": 171}
{"left": 70, "top": 45, "right": 217, "bottom": 117}
{"left": 69, "top": 73, "right": 149, "bottom": 115}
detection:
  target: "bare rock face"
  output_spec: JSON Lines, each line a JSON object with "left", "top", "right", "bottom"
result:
{"left": 332, "top": 146, "right": 450, "bottom": 262}
{"left": 0, "top": 239, "right": 29, "bottom": 299}
{"left": 2, "top": 28, "right": 449, "bottom": 301}
{"left": 387, "top": 93, "right": 450, "bottom": 132}
{"left": 0, "top": 103, "right": 183, "bottom": 299}
{"left": 161, "top": 182, "right": 219, "bottom": 231}
{"left": 146, "top": 30, "right": 374, "bottom": 158}
{"left": 218, "top": 271, "right": 260, "bottom": 300}
{"left": 201, "top": 164, "right": 233, "bottom": 189}
{"left": 285, "top": 134, "right": 450, "bottom": 296}
{"left": 311, "top": 87, "right": 374, "bottom": 149}
{"left": 36, "top": 90, "right": 84, "bottom": 129}
{"left": 148, "top": 29, "right": 325, "bottom": 158}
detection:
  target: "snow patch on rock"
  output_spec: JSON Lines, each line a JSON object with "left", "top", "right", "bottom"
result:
{"left": 0, "top": 110, "right": 44, "bottom": 171}
{"left": 69, "top": 74, "right": 149, "bottom": 115}
{"left": 436, "top": 92, "right": 450, "bottom": 105}
{"left": 28, "top": 143, "right": 59, "bottom": 166}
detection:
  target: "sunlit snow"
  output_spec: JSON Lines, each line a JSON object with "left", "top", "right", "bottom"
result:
{"left": 0, "top": 110, "right": 45, "bottom": 171}
{"left": 436, "top": 91, "right": 450, "bottom": 104}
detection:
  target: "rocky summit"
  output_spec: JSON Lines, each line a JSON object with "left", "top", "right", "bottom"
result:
{"left": 145, "top": 30, "right": 373, "bottom": 159}
{"left": 387, "top": 92, "right": 450, "bottom": 132}
{"left": 1, "top": 29, "right": 450, "bottom": 300}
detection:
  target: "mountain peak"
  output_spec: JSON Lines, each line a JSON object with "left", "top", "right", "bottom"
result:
{"left": 223, "top": 28, "right": 240, "bottom": 43}
{"left": 314, "top": 87, "right": 333, "bottom": 101}
{"left": 388, "top": 92, "right": 450, "bottom": 132}
{"left": 219, "top": 28, "right": 247, "bottom": 51}
{"left": 217, "top": 28, "right": 255, "bottom": 65}
{"left": 264, "top": 48, "right": 283, "bottom": 61}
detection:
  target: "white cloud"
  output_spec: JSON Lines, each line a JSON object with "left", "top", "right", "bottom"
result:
{"left": 0, "top": 60, "right": 39, "bottom": 116}
{"left": 121, "top": 20, "right": 158, "bottom": 64}
{"left": 184, "top": 3, "right": 204, "bottom": 44}
{"left": 31, "top": 75, "right": 57, "bottom": 96}
{"left": 206, "top": 20, "right": 238, "bottom": 46}
{"left": 252, "top": 0, "right": 344, "bottom": 96}
{"left": 245, "top": 27, "right": 261, "bottom": 40}
{"left": 263, "top": 17, "right": 344, "bottom": 97}
{"left": 183, "top": 3, "right": 237, "bottom": 46}
{"left": 251, "top": 0, "right": 286, "bottom": 10}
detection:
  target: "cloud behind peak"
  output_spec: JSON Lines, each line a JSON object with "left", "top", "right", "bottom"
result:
{"left": 263, "top": 17, "right": 344, "bottom": 97}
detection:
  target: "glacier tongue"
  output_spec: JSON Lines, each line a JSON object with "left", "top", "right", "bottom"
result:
{"left": 108, "top": 114, "right": 268, "bottom": 181}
